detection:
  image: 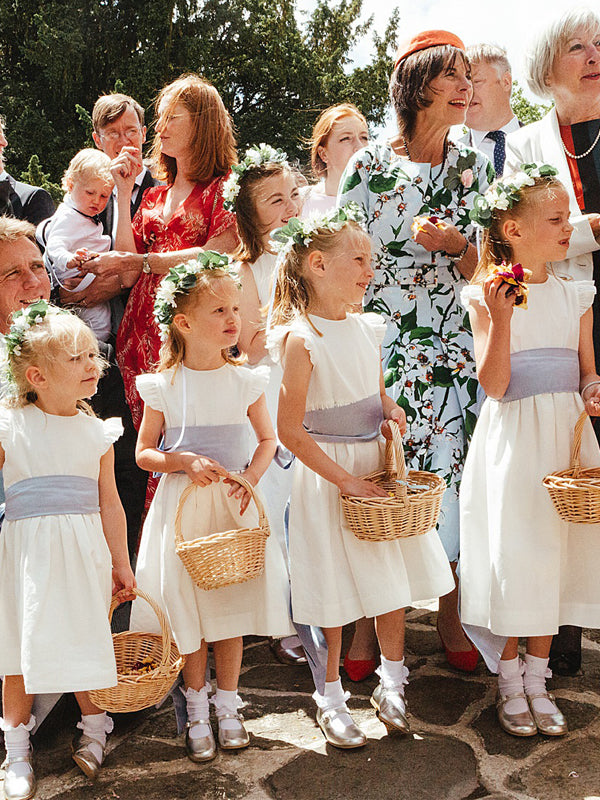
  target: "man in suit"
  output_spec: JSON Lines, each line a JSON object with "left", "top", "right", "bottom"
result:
{"left": 462, "top": 44, "right": 521, "bottom": 177}
{"left": 0, "top": 118, "right": 55, "bottom": 225}
{"left": 92, "top": 94, "right": 156, "bottom": 244}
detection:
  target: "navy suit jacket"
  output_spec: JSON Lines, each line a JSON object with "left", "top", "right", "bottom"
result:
{"left": 0, "top": 173, "right": 55, "bottom": 225}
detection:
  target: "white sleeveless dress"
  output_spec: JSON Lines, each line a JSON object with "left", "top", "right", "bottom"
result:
{"left": 269, "top": 312, "right": 454, "bottom": 628}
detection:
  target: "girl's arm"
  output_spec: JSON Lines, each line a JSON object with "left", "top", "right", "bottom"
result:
{"left": 578, "top": 307, "right": 600, "bottom": 415}
{"left": 225, "top": 393, "right": 277, "bottom": 514}
{"left": 136, "top": 404, "right": 228, "bottom": 485}
{"left": 277, "top": 334, "right": 388, "bottom": 498}
{"left": 379, "top": 364, "right": 407, "bottom": 439}
{"left": 98, "top": 446, "right": 136, "bottom": 596}
{"left": 469, "top": 275, "right": 515, "bottom": 399}
{"left": 237, "top": 264, "right": 268, "bottom": 365}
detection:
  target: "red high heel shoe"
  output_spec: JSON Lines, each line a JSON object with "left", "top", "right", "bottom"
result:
{"left": 343, "top": 654, "right": 377, "bottom": 682}
{"left": 436, "top": 623, "right": 479, "bottom": 672}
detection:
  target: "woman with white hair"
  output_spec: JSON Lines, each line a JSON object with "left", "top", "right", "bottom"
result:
{"left": 505, "top": 7, "right": 600, "bottom": 676}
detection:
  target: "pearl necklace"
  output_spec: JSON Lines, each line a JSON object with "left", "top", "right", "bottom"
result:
{"left": 562, "top": 121, "right": 600, "bottom": 160}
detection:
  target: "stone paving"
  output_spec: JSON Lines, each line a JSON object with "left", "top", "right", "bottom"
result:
{"left": 6, "top": 607, "right": 600, "bottom": 800}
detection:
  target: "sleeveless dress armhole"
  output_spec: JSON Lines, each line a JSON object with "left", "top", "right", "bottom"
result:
{"left": 136, "top": 373, "right": 163, "bottom": 412}
{"left": 574, "top": 280, "right": 596, "bottom": 316}
{"left": 359, "top": 312, "right": 388, "bottom": 346}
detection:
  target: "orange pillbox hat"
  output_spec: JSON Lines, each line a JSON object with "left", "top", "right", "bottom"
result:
{"left": 394, "top": 30, "right": 466, "bottom": 70}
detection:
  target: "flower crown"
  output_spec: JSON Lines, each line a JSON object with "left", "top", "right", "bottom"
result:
{"left": 3, "top": 300, "right": 68, "bottom": 386}
{"left": 222, "top": 144, "right": 289, "bottom": 211}
{"left": 270, "top": 202, "right": 367, "bottom": 258}
{"left": 154, "top": 251, "right": 236, "bottom": 341}
{"left": 469, "top": 163, "right": 559, "bottom": 228}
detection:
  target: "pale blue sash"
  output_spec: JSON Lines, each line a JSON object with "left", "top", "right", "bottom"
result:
{"left": 303, "top": 393, "right": 384, "bottom": 443}
{"left": 164, "top": 424, "right": 249, "bottom": 472}
{"left": 4, "top": 475, "right": 100, "bottom": 521}
{"left": 499, "top": 348, "right": 579, "bottom": 403}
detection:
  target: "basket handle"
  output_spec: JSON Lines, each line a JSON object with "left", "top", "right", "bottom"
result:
{"left": 570, "top": 410, "right": 588, "bottom": 476}
{"left": 109, "top": 588, "right": 172, "bottom": 674}
{"left": 383, "top": 420, "right": 408, "bottom": 502}
{"left": 174, "top": 473, "right": 269, "bottom": 549}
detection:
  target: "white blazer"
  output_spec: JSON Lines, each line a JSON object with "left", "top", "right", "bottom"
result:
{"left": 505, "top": 108, "right": 599, "bottom": 281}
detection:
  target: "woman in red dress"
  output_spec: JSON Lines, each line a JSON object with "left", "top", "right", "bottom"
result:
{"left": 94, "top": 74, "right": 238, "bottom": 429}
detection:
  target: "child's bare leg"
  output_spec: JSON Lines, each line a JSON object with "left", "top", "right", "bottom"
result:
{"left": 322, "top": 626, "right": 343, "bottom": 683}
{"left": 524, "top": 634, "right": 566, "bottom": 734}
{"left": 212, "top": 637, "right": 248, "bottom": 749}
{"left": 182, "top": 642, "right": 209, "bottom": 691}
{"left": 371, "top": 609, "right": 409, "bottom": 733}
{"left": 2, "top": 675, "right": 34, "bottom": 727}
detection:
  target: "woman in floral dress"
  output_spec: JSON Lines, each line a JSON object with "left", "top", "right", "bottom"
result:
{"left": 339, "top": 30, "right": 494, "bottom": 669}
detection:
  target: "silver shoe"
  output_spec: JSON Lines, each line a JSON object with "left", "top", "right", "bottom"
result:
{"left": 185, "top": 719, "right": 217, "bottom": 762}
{"left": 1, "top": 750, "right": 37, "bottom": 800}
{"left": 370, "top": 683, "right": 410, "bottom": 735}
{"left": 527, "top": 692, "right": 568, "bottom": 736}
{"left": 316, "top": 705, "right": 367, "bottom": 749}
{"left": 496, "top": 692, "right": 537, "bottom": 737}
{"left": 217, "top": 713, "right": 250, "bottom": 750}
{"left": 71, "top": 732, "right": 106, "bottom": 781}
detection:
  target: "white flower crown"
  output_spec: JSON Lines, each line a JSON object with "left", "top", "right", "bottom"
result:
{"left": 223, "top": 144, "right": 289, "bottom": 211}
{"left": 270, "top": 202, "right": 367, "bottom": 258}
{"left": 470, "top": 162, "right": 559, "bottom": 228}
{"left": 153, "top": 252, "right": 236, "bottom": 341}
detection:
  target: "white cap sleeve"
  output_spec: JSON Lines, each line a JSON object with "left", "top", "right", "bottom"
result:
{"left": 102, "top": 417, "right": 124, "bottom": 447}
{"left": 267, "top": 319, "right": 317, "bottom": 368}
{"left": 246, "top": 365, "right": 271, "bottom": 405}
{"left": 136, "top": 373, "right": 163, "bottom": 412}
{"left": 460, "top": 284, "right": 486, "bottom": 311}
{"left": 0, "top": 407, "right": 11, "bottom": 446}
{"left": 359, "top": 312, "right": 387, "bottom": 346}
{"left": 575, "top": 280, "right": 596, "bottom": 317}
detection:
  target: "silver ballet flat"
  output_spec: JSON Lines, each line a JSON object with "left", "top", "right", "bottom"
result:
{"left": 496, "top": 692, "right": 537, "bottom": 737}
{"left": 71, "top": 732, "right": 106, "bottom": 781}
{"left": 1, "top": 751, "right": 37, "bottom": 800}
{"left": 185, "top": 719, "right": 217, "bottom": 762}
{"left": 527, "top": 692, "right": 568, "bottom": 736}
{"left": 370, "top": 683, "right": 410, "bottom": 735}
{"left": 217, "top": 713, "right": 250, "bottom": 750}
{"left": 316, "top": 705, "right": 367, "bottom": 749}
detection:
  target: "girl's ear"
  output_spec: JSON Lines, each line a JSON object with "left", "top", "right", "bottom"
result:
{"left": 317, "top": 145, "right": 327, "bottom": 167}
{"left": 502, "top": 218, "right": 522, "bottom": 244}
{"left": 307, "top": 249, "right": 326, "bottom": 278}
{"left": 24, "top": 364, "right": 47, "bottom": 389}
{"left": 172, "top": 313, "right": 191, "bottom": 335}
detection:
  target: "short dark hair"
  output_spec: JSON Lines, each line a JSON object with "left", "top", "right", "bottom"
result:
{"left": 389, "top": 45, "right": 469, "bottom": 140}
{"left": 92, "top": 94, "right": 145, "bottom": 133}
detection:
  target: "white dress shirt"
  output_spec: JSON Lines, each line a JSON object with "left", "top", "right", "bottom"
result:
{"left": 465, "top": 116, "right": 521, "bottom": 170}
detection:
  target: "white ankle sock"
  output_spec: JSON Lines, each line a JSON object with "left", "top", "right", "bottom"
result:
{"left": 213, "top": 688, "right": 242, "bottom": 731}
{"left": 313, "top": 678, "right": 354, "bottom": 726}
{"left": 524, "top": 654, "right": 557, "bottom": 714}
{"left": 0, "top": 715, "right": 35, "bottom": 779}
{"left": 377, "top": 656, "right": 409, "bottom": 691}
{"left": 184, "top": 685, "right": 211, "bottom": 739}
{"left": 497, "top": 657, "right": 528, "bottom": 715}
{"left": 79, "top": 712, "right": 112, "bottom": 765}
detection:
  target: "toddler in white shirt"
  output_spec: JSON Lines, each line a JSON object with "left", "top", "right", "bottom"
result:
{"left": 39, "top": 149, "right": 114, "bottom": 341}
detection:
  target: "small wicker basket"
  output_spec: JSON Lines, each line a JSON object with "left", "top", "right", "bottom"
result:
{"left": 340, "top": 420, "right": 446, "bottom": 541}
{"left": 175, "top": 474, "right": 270, "bottom": 591}
{"left": 543, "top": 410, "right": 600, "bottom": 523}
{"left": 89, "top": 589, "right": 185, "bottom": 713}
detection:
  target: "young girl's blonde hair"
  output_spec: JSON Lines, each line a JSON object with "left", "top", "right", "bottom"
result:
{"left": 4, "top": 306, "right": 105, "bottom": 411}
{"left": 61, "top": 148, "right": 113, "bottom": 193}
{"left": 157, "top": 269, "right": 246, "bottom": 372}
{"left": 270, "top": 220, "right": 368, "bottom": 329}
{"left": 472, "top": 175, "right": 566, "bottom": 285}
{"left": 233, "top": 162, "right": 294, "bottom": 264}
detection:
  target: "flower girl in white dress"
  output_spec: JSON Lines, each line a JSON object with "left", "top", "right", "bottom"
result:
{"left": 0, "top": 302, "right": 135, "bottom": 799}
{"left": 460, "top": 165, "right": 600, "bottom": 738}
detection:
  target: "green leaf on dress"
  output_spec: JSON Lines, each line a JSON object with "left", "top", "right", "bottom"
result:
{"left": 385, "top": 240, "right": 409, "bottom": 257}
{"left": 408, "top": 326, "right": 434, "bottom": 341}
{"left": 368, "top": 174, "right": 398, "bottom": 193}
{"left": 432, "top": 365, "right": 454, "bottom": 386}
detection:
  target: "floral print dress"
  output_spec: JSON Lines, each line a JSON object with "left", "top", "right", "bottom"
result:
{"left": 339, "top": 140, "right": 494, "bottom": 560}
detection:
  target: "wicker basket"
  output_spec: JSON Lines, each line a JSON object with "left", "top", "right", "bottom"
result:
{"left": 89, "top": 589, "right": 185, "bottom": 713}
{"left": 543, "top": 411, "right": 600, "bottom": 523}
{"left": 175, "top": 474, "right": 270, "bottom": 591}
{"left": 340, "top": 420, "right": 446, "bottom": 541}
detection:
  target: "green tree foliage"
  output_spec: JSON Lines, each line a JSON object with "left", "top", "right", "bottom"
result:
{"left": 0, "top": 0, "right": 398, "bottom": 182}
{"left": 511, "top": 80, "right": 552, "bottom": 125}
{"left": 19, "top": 154, "right": 63, "bottom": 203}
